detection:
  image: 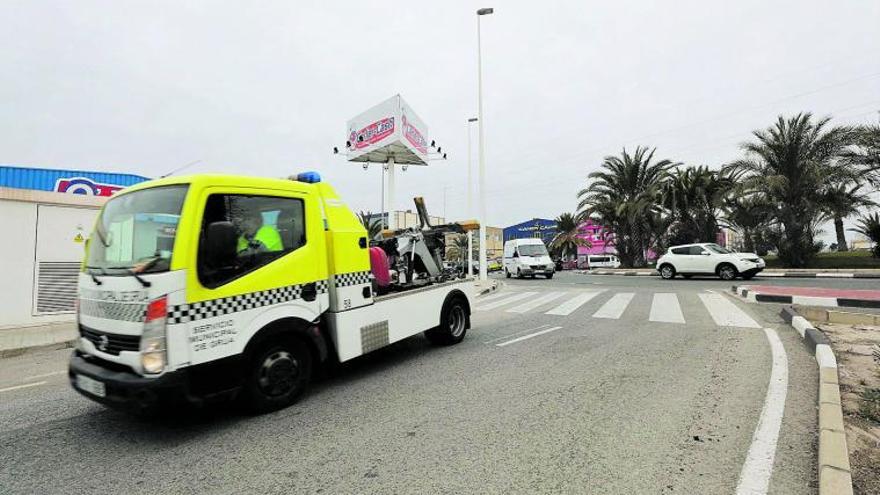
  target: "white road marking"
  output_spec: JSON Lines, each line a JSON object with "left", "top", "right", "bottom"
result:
{"left": 475, "top": 291, "right": 537, "bottom": 311}
{"left": 506, "top": 292, "right": 566, "bottom": 313}
{"left": 697, "top": 293, "right": 762, "bottom": 328}
{"left": 483, "top": 324, "right": 549, "bottom": 344}
{"left": 545, "top": 291, "right": 603, "bottom": 316}
{"left": 0, "top": 381, "right": 47, "bottom": 393}
{"left": 496, "top": 326, "right": 563, "bottom": 347}
{"left": 476, "top": 291, "right": 515, "bottom": 303}
{"left": 649, "top": 293, "right": 685, "bottom": 323}
{"left": 25, "top": 370, "right": 66, "bottom": 380}
{"left": 592, "top": 293, "right": 634, "bottom": 319}
{"left": 735, "top": 328, "right": 788, "bottom": 495}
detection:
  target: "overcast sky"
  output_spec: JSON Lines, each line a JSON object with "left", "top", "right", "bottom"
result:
{"left": 2, "top": 1, "right": 879, "bottom": 237}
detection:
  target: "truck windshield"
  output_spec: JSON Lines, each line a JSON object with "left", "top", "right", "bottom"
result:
{"left": 86, "top": 185, "right": 189, "bottom": 274}
{"left": 518, "top": 244, "right": 548, "bottom": 256}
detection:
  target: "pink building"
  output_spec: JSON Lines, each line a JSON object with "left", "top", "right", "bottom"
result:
{"left": 576, "top": 219, "right": 615, "bottom": 257}
{"left": 574, "top": 219, "right": 657, "bottom": 263}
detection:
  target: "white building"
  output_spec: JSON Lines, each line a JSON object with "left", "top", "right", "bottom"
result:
{"left": 0, "top": 166, "right": 147, "bottom": 330}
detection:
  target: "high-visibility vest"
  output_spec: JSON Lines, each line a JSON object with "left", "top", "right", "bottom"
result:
{"left": 238, "top": 225, "right": 283, "bottom": 253}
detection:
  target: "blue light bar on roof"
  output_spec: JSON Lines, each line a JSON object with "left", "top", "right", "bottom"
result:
{"left": 296, "top": 171, "right": 321, "bottom": 183}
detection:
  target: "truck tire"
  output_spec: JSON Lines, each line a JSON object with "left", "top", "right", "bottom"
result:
{"left": 545, "top": 272, "right": 554, "bottom": 279}
{"left": 425, "top": 296, "right": 469, "bottom": 346}
{"left": 241, "top": 337, "right": 312, "bottom": 414}
{"left": 505, "top": 268, "right": 511, "bottom": 278}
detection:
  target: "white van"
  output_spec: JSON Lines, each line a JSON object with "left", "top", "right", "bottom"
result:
{"left": 503, "top": 238, "right": 555, "bottom": 279}
{"left": 585, "top": 254, "right": 620, "bottom": 269}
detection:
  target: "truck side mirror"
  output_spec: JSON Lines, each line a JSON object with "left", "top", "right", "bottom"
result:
{"left": 205, "top": 221, "right": 238, "bottom": 267}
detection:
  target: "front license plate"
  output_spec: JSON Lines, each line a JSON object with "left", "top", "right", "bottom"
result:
{"left": 76, "top": 374, "right": 106, "bottom": 398}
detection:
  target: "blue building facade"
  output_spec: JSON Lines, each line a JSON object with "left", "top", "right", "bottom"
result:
{"left": 503, "top": 218, "right": 558, "bottom": 245}
{"left": 0, "top": 165, "right": 149, "bottom": 196}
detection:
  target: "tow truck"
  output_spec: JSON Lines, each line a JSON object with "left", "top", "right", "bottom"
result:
{"left": 69, "top": 172, "right": 477, "bottom": 413}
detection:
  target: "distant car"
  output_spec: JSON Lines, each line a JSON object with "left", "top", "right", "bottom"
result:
{"left": 656, "top": 243, "right": 765, "bottom": 281}
{"left": 584, "top": 254, "right": 621, "bottom": 269}
{"left": 488, "top": 259, "right": 502, "bottom": 272}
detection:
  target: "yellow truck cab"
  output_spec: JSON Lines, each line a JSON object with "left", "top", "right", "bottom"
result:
{"left": 69, "top": 172, "right": 474, "bottom": 413}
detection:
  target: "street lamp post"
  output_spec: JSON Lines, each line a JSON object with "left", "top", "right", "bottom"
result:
{"left": 476, "top": 7, "right": 493, "bottom": 282}
{"left": 466, "top": 117, "right": 478, "bottom": 277}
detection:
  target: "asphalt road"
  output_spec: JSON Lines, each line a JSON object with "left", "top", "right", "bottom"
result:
{"left": 1, "top": 272, "right": 821, "bottom": 494}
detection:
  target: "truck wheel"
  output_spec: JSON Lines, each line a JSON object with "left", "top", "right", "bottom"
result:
{"left": 545, "top": 272, "right": 554, "bottom": 279}
{"left": 242, "top": 338, "right": 312, "bottom": 414}
{"left": 505, "top": 268, "right": 511, "bottom": 278}
{"left": 425, "top": 297, "right": 469, "bottom": 346}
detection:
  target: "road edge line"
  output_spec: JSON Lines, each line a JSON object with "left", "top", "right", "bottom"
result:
{"left": 735, "top": 328, "right": 789, "bottom": 495}
{"left": 778, "top": 305, "right": 854, "bottom": 495}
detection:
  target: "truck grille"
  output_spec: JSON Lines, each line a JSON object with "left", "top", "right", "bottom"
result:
{"left": 531, "top": 265, "right": 544, "bottom": 270}
{"left": 79, "top": 326, "right": 140, "bottom": 355}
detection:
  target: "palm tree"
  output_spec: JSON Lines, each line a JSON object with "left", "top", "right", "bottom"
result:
{"left": 821, "top": 182, "right": 876, "bottom": 251}
{"left": 724, "top": 196, "right": 774, "bottom": 254}
{"left": 549, "top": 213, "right": 589, "bottom": 260}
{"left": 357, "top": 211, "right": 383, "bottom": 240}
{"left": 850, "top": 212, "right": 880, "bottom": 258}
{"left": 661, "top": 165, "right": 734, "bottom": 245}
{"left": 578, "top": 146, "right": 677, "bottom": 268}
{"left": 725, "top": 113, "right": 856, "bottom": 267}
{"left": 841, "top": 125, "right": 880, "bottom": 185}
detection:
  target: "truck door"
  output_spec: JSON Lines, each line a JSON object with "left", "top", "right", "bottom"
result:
{"left": 180, "top": 189, "right": 328, "bottom": 365}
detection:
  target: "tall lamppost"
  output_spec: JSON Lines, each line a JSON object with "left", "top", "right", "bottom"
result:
{"left": 466, "top": 117, "right": 478, "bottom": 276}
{"left": 476, "top": 7, "right": 493, "bottom": 281}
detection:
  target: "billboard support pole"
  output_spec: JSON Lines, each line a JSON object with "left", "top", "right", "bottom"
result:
{"left": 386, "top": 156, "right": 396, "bottom": 230}
{"left": 380, "top": 164, "right": 386, "bottom": 230}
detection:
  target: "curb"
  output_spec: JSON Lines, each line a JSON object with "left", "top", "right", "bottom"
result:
{"left": 0, "top": 322, "right": 78, "bottom": 359}
{"left": 779, "top": 306, "right": 854, "bottom": 495}
{"left": 733, "top": 285, "right": 880, "bottom": 310}
{"left": 581, "top": 270, "right": 880, "bottom": 279}
{"left": 475, "top": 280, "right": 499, "bottom": 297}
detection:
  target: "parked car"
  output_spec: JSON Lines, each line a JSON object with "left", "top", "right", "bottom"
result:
{"left": 488, "top": 258, "right": 502, "bottom": 272}
{"left": 584, "top": 254, "right": 620, "bottom": 269}
{"left": 503, "top": 238, "right": 555, "bottom": 279}
{"left": 656, "top": 243, "right": 765, "bottom": 281}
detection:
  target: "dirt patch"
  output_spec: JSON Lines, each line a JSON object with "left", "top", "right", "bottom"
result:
{"left": 818, "top": 322, "right": 880, "bottom": 495}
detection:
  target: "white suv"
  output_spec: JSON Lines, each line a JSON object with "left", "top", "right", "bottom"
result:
{"left": 656, "top": 243, "right": 765, "bottom": 281}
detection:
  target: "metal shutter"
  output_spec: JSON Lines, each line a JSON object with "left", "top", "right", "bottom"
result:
{"left": 35, "top": 262, "right": 80, "bottom": 313}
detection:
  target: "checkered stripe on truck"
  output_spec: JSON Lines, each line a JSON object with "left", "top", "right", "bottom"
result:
{"left": 166, "top": 280, "right": 329, "bottom": 324}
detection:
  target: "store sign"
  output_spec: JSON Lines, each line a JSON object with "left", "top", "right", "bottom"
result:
{"left": 402, "top": 115, "right": 427, "bottom": 154}
{"left": 54, "top": 177, "right": 124, "bottom": 196}
{"left": 350, "top": 117, "right": 395, "bottom": 150}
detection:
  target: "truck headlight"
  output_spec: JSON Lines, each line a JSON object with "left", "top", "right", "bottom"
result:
{"left": 141, "top": 296, "right": 167, "bottom": 374}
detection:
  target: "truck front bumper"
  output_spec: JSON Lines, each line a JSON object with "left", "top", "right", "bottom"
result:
{"left": 69, "top": 351, "right": 194, "bottom": 412}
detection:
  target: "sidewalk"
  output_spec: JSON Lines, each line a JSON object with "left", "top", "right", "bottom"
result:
{"left": 0, "top": 321, "right": 77, "bottom": 357}
{"left": 733, "top": 284, "right": 880, "bottom": 309}
{"left": 581, "top": 268, "right": 880, "bottom": 279}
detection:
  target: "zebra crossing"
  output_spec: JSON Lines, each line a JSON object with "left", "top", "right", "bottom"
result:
{"left": 475, "top": 289, "right": 761, "bottom": 328}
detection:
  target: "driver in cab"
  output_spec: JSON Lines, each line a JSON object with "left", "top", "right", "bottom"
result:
{"left": 234, "top": 209, "right": 283, "bottom": 254}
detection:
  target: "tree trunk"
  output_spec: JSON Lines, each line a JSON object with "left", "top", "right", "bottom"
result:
{"left": 743, "top": 229, "right": 755, "bottom": 253}
{"left": 834, "top": 216, "right": 848, "bottom": 252}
